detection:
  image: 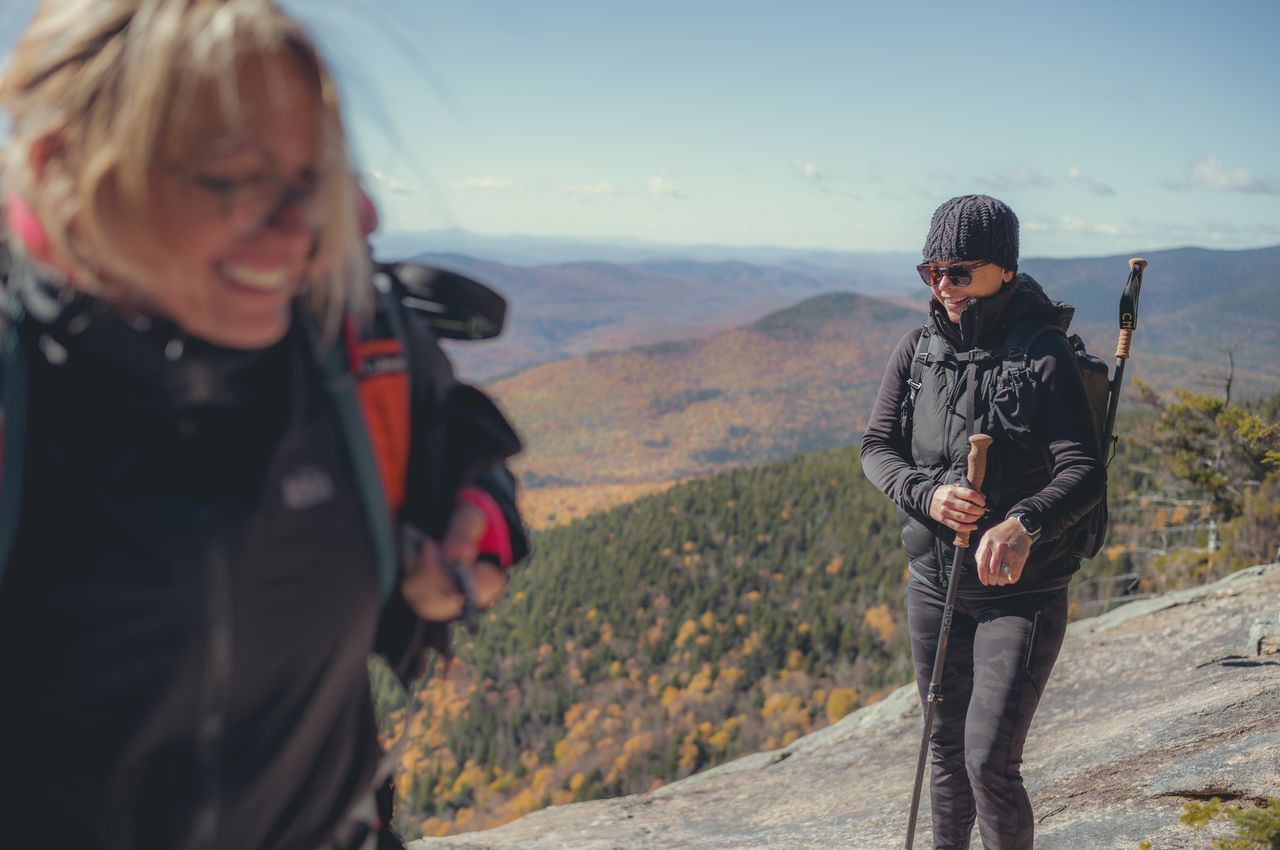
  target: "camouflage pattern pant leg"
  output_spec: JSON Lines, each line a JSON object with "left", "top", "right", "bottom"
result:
{"left": 907, "top": 578, "right": 1069, "bottom": 850}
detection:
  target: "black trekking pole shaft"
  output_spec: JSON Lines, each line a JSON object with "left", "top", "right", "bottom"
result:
{"left": 903, "top": 433, "right": 992, "bottom": 850}
{"left": 1100, "top": 258, "right": 1147, "bottom": 449}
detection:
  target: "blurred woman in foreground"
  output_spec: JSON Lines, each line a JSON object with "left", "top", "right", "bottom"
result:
{"left": 0, "top": 2, "right": 525, "bottom": 847}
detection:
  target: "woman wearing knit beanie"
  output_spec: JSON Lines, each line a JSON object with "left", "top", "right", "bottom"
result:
{"left": 861, "top": 195, "right": 1105, "bottom": 849}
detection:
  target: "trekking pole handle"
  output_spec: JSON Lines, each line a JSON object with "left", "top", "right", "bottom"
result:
{"left": 954, "top": 434, "right": 993, "bottom": 548}
{"left": 1116, "top": 258, "right": 1147, "bottom": 359}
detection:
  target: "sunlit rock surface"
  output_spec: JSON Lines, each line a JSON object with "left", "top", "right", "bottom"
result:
{"left": 410, "top": 564, "right": 1280, "bottom": 850}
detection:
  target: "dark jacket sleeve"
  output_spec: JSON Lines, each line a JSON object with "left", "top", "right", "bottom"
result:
{"left": 859, "top": 327, "right": 940, "bottom": 520}
{"left": 1006, "top": 330, "right": 1105, "bottom": 541}
{"left": 373, "top": 284, "right": 529, "bottom": 681}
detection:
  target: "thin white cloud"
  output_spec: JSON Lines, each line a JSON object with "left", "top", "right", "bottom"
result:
{"left": 1129, "top": 216, "right": 1280, "bottom": 241}
{"left": 1186, "top": 156, "right": 1280, "bottom": 194}
{"left": 560, "top": 181, "right": 619, "bottom": 200}
{"left": 917, "top": 188, "right": 952, "bottom": 201}
{"left": 976, "top": 167, "right": 1051, "bottom": 191}
{"left": 451, "top": 176, "right": 517, "bottom": 191}
{"left": 1065, "top": 166, "right": 1116, "bottom": 196}
{"left": 1023, "top": 216, "right": 1119, "bottom": 237}
{"left": 366, "top": 169, "right": 414, "bottom": 196}
{"left": 1060, "top": 215, "right": 1120, "bottom": 237}
{"left": 791, "top": 159, "right": 859, "bottom": 198}
{"left": 792, "top": 159, "right": 821, "bottom": 181}
{"left": 648, "top": 175, "right": 685, "bottom": 199}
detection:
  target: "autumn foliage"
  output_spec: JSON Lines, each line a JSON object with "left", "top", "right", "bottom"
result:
{"left": 370, "top": 445, "right": 912, "bottom": 839}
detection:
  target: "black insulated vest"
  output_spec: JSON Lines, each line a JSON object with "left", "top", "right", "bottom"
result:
{"left": 864, "top": 274, "right": 1104, "bottom": 599}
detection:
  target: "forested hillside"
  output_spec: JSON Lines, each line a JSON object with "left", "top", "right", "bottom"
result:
{"left": 375, "top": 445, "right": 906, "bottom": 838}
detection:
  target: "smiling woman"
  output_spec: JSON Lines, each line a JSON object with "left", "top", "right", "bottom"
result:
{"left": 0, "top": 0, "right": 366, "bottom": 346}
{"left": 0, "top": 2, "right": 527, "bottom": 849}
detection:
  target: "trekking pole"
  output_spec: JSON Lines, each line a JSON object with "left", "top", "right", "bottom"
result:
{"left": 1100, "top": 258, "right": 1147, "bottom": 458}
{"left": 903, "top": 433, "right": 993, "bottom": 850}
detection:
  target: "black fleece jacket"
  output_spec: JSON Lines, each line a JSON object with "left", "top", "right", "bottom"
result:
{"left": 0, "top": 275, "right": 524, "bottom": 849}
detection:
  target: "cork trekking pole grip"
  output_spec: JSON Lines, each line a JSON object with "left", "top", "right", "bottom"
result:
{"left": 953, "top": 434, "right": 993, "bottom": 548}
{"left": 1116, "top": 329, "right": 1133, "bottom": 359}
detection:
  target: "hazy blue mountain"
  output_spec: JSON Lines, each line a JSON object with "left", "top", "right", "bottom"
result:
{"left": 1021, "top": 245, "right": 1280, "bottom": 397}
{"left": 412, "top": 254, "right": 908, "bottom": 380}
{"left": 394, "top": 243, "right": 1278, "bottom": 394}
{"left": 487, "top": 245, "right": 1278, "bottom": 488}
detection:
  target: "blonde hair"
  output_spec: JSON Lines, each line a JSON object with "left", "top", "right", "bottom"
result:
{"left": 0, "top": 0, "right": 369, "bottom": 331}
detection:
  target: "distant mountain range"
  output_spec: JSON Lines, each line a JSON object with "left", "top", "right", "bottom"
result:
{"left": 485, "top": 245, "right": 1279, "bottom": 489}
{"left": 1020, "top": 246, "right": 1279, "bottom": 398}
{"left": 372, "top": 227, "right": 917, "bottom": 274}
{"left": 397, "top": 243, "right": 1279, "bottom": 396}
{"left": 490, "top": 291, "right": 920, "bottom": 487}
{"left": 418, "top": 254, "right": 912, "bottom": 380}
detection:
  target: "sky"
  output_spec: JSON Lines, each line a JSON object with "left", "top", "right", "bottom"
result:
{"left": 3, "top": 0, "right": 1279, "bottom": 258}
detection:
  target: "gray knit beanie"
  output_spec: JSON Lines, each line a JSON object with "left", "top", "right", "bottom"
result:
{"left": 922, "top": 194, "right": 1019, "bottom": 273}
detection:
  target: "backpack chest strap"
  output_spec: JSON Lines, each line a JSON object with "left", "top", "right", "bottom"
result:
{"left": 945, "top": 348, "right": 1003, "bottom": 365}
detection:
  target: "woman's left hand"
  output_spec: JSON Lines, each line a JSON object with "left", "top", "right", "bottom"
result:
{"left": 400, "top": 503, "right": 509, "bottom": 622}
{"left": 975, "top": 518, "right": 1034, "bottom": 586}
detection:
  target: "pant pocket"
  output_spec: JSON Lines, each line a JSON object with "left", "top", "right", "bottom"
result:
{"left": 1022, "top": 610, "right": 1041, "bottom": 677}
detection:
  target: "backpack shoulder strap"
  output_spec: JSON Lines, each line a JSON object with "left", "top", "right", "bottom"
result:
{"left": 898, "top": 324, "right": 932, "bottom": 435}
{"left": 998, "top": 317, "right": 1071, "bottom": 478}
{"left": 1002, "top": 317, "right": 1066, "bottom": 372}
{"left": 0, "top": 297, "right": 30, "bottom": 592}
{"left": 907, "top": 324, "right": 931, "bottom": 395}
{"left": 315, "top": 313, "right": 402, "bottom": 607}
{"left": 351, "top": 272, "right": 415, "bottom": 516}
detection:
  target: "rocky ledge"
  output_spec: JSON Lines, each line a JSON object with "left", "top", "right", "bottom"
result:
{"left": 411, "top": 564, "right": 1280, "bottom": 850}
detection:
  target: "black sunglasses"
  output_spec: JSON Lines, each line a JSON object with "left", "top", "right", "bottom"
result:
{"left": 916, "top": 260, "right": 991, "bottom": 287}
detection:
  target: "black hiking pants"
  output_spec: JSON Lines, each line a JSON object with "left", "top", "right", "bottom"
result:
{"left": 906, "top": 576, "right": 1069, "bottom": 850}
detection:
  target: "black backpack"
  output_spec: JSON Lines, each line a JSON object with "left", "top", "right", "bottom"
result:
{"left": 906, "top": 311, "right": 1112, "bottom": 559}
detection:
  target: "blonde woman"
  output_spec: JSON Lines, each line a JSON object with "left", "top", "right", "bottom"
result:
{"left": 0, "top": 2, "right": 525, "bottom": 848}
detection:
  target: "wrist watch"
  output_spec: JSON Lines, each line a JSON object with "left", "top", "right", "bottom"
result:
{"left": 1009, "top": 512, "right": 1042, "bottom": 543}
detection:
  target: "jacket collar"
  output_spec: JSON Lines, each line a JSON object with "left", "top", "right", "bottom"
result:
{"left": 929, "top": 273, "right": 1071, "bottom": 350}
{"left": 14, "top": 260, "right": 289, "bottom": 411}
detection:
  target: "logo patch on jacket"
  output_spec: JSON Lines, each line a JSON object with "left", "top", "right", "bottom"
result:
{"left": 282, "top": 464, "right": 336, "bottom": 511}
{"left": 359, "top": 349, "right": 407, "bottom": 379}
